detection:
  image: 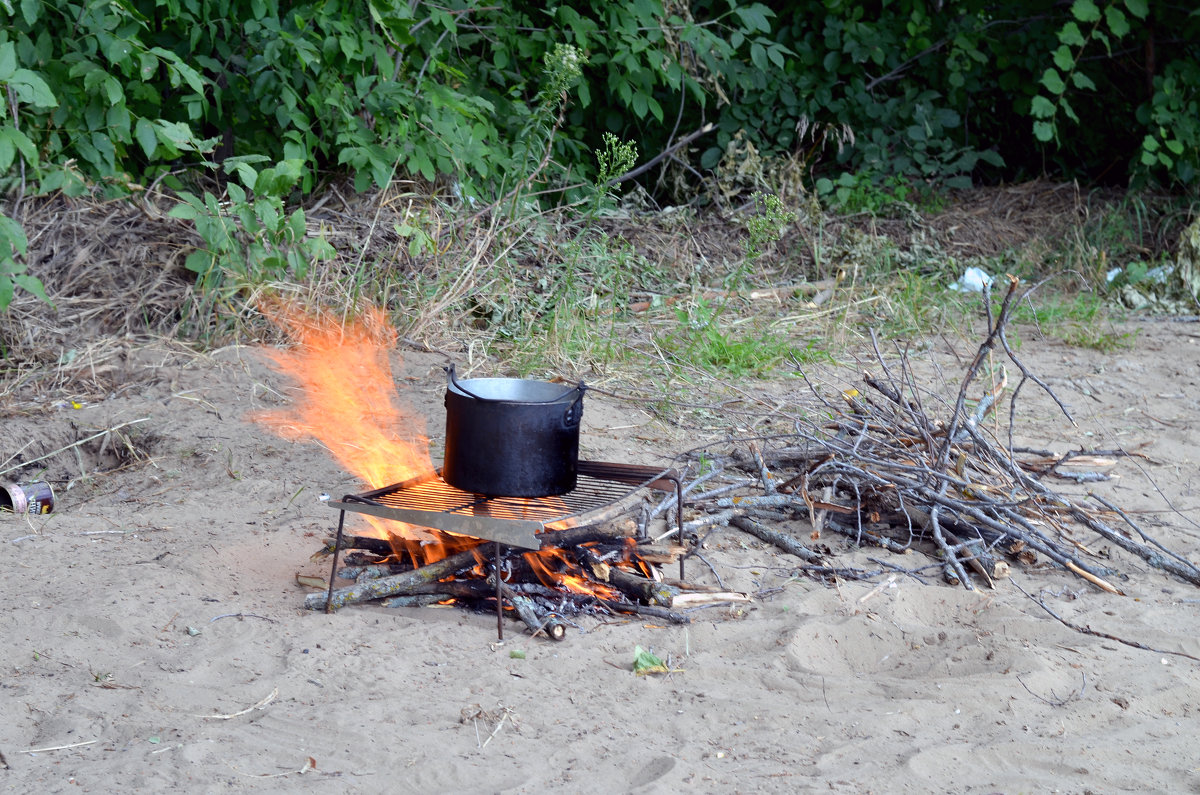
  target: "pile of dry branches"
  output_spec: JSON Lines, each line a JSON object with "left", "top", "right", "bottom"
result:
{"left": 661, "top": 276, "right": 1200, "bottom": 593}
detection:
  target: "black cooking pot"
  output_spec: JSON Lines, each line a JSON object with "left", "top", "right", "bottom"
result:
{"left": 442, "top": 365, "right": 585, "bottom": 497}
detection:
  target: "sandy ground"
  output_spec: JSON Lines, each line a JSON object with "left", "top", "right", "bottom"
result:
{"left": 2, "top": 318, "right": 1199, "bottom": 794}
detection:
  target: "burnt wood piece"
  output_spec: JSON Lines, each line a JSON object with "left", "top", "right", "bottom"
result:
{"left": 536, "top": 521, "right": 636, "bottom": 547}
{"left": 323, "top": 534, "right": 398, "bottom": 556}
{"left": 575, "top": 545, "right": 678, "bottom": 607}
{"left": 492, "top": 576, "right": 567, "bottom": 641}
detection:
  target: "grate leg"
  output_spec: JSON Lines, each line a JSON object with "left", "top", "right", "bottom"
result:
{"left": 325, "top": 507, "right": 347, "bottom": 614}
{"left": 672, "top": 476, "right": 686, "bottom": 581}
{"left": 494, "top": 542, "right": 505, "bottom": 641}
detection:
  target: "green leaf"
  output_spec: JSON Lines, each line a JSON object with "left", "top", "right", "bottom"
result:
{"left": 734, "top": 4, "right": 773, "bottom": 33}
{"left": 1058, "top": 21, "right": 1086, "bottom": 47}
{"left": 287, "top": 208, "right": 306, "bottom": 242}
{"left": 1105, "top": 6, "right": 1130, "bottom": 36}
{"left": 632, "top": 646, "right": 668, "bottom": 676}
{"left": 1165, "top": 138, "right": 1185, "bottom": 155}
{"left": 0, "top": 42, "right": 16, "bottom": 81}
{"left": 135, "top": 118, "right": 157, "bottom": 158}
{"left": 0, "top": 214, "right": 28, "bottom": 255}
{"left": 1071, "top": 72, "right": 1097, "bottom": 90}
{"left": 184, "top": 250, "right": 213, "bottom": 275}
{"left": 1060, "top": 96, "right": 1079, "bottom": 123}
{"left": 0, "top": 133, "right": 12, "bottom": 173}
{"left": 14, "top": 273, "right": 50, "bottom": 305}
{"left": 19, "top": 0, "right": 39, "bottom": 26}
{"left": 1030, "top": 95, "right": 1056, "bottom": 118}
{"left": 631, "top": 91, "right": 648, "bottom": 118}
{"left": 1033, "top": 120, "right": 1056, "bottom": 142}
{"left": 1053, "top": 45, "right": 1074, "bottom": 72}
{"left": 156, "top": 120, "right": 212, "bottom": 152}
{"left": 750, "top": 42, "right": 767, "bottom": 71}
{"left": 168, "top": 202, "right": 198, "bottom": 221}
{"left": 105, "top": 38, "right": 133, "bottom": 65}
{"left": 139, "top": 53, "right": 157, "bottom": 80}
{"left": 646, "top": 95, "right": 663, "bottom": 122}
{"left": 10, "top": 69, "right": 58, "bottom": 108}
{"left": 1124, "top": 0, "right": 1149, "bottom": 19}
{"left": 1071, "top": 0, "right": 1101, "bottom": 23}
{"left": 150, "top": 48, "right": 206, "bottom": 95}
{"left": 233, "top": 163, "right": 258, "bottom": 191}
{"left": 1041, "top": 68, "right": 1066, "bottom": 94}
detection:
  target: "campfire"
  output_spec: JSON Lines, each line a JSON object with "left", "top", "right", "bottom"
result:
{"left": 261, "top": 282, "right": 1200, "bottom": 653}
{"left": 257, "top": 303, "right": 727, "bottom": 641}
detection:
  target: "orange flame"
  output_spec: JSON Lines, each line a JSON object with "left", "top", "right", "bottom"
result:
{"left": 523, "top": 547, "right": 622, "bottom": 600}
{"left": 254, "top": 301, "right": 477, "bottom": 566}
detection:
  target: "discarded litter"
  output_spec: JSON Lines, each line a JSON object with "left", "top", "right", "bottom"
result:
{"left": 948, "top": 266, "right": 994, "bottom": 293}
{"left": 1, "top": 482, "right": 55, "bottom": 516}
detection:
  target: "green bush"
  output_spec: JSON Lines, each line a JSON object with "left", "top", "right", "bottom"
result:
{"left": 0, "top": 0, "right": 1198, "bottom": 316}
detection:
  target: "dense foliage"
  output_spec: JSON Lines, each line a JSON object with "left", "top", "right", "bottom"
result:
{"left": 0, "top": 0, "right": 1197, "bottom": 306}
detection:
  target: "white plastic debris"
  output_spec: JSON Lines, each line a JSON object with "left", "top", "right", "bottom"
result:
{"left": 949, "top": 266, "right": 994, "bottom": 293}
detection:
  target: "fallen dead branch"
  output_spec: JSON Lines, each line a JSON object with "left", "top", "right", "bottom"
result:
{"left": 730, "top": 516, "right": 825, "bottom": 563}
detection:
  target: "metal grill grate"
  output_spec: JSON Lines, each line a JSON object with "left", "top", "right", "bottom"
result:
{"left": 329, "top": 461, "right": 679, "bottom": 550}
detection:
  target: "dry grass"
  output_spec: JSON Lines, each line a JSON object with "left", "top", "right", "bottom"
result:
{"left": 1, "top": 178, "right": 1174, "bottom": 410}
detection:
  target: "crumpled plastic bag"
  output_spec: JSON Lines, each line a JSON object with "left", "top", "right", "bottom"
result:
{"left": 948, "top": 266, "right": 994, "bottom": 293}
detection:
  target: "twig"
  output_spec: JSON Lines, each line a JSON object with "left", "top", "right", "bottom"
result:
{"left": 230, "top": 757, "right": 316, "bottom": 779}
{"left": 747, "top": 441, "right": 775, "bottom": 494}
{"left": 210, "top": 613, "right": 277, "bottom": 623}
{"left": 195, "top": 687, "right": 280, "bottom": 719}
{"left": 21, "top": 739, "right": 98, "bottom": 753}
{"left": 480, "top": 706, "right": 515, "bottom": 750}
{"left": 1016, "top": 672, "right": 1086, "bottom": 707}
{"left": 610, "top": 123, "right": 715, "bottom": 185}
{"left": 1010, "top": 578, "right": 1200, "bottom": 663}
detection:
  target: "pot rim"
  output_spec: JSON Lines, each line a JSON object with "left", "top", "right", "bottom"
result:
{"left": 446, "top": 365, "right": 583, "bottom": 405}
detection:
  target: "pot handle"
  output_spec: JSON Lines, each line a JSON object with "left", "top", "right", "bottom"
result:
{"left": 561, "top": 391, "right": 584, "bottom": 429}
{"left": 446, "top": 364, "right": 585, "bottom": 405}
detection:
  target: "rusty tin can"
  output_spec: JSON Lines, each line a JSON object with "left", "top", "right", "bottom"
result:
{"left": 1, "top": 481, "right": 56, "bottom": 515}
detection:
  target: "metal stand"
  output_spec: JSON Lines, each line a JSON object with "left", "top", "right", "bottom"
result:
{"left": 319, "top": 463, "right": 688, "bottom": 638}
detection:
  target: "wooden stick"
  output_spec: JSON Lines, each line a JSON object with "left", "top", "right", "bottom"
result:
{"left": 730, "top": 516, "right": 825, "bottom": 563}
{"left": 507, "top": 592, "right": 567, "bottom": 641}
{"left": 576, "top": 545, "right": 678, "bottom": 606}
{"left": 305, "top": 549, "right": 481, "bottom": 610}
{"left": 594, "top": 597, "right": 691, "bottom": 624}
{"left": 670, "top": 591, "right": 751, "bottom": 607}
